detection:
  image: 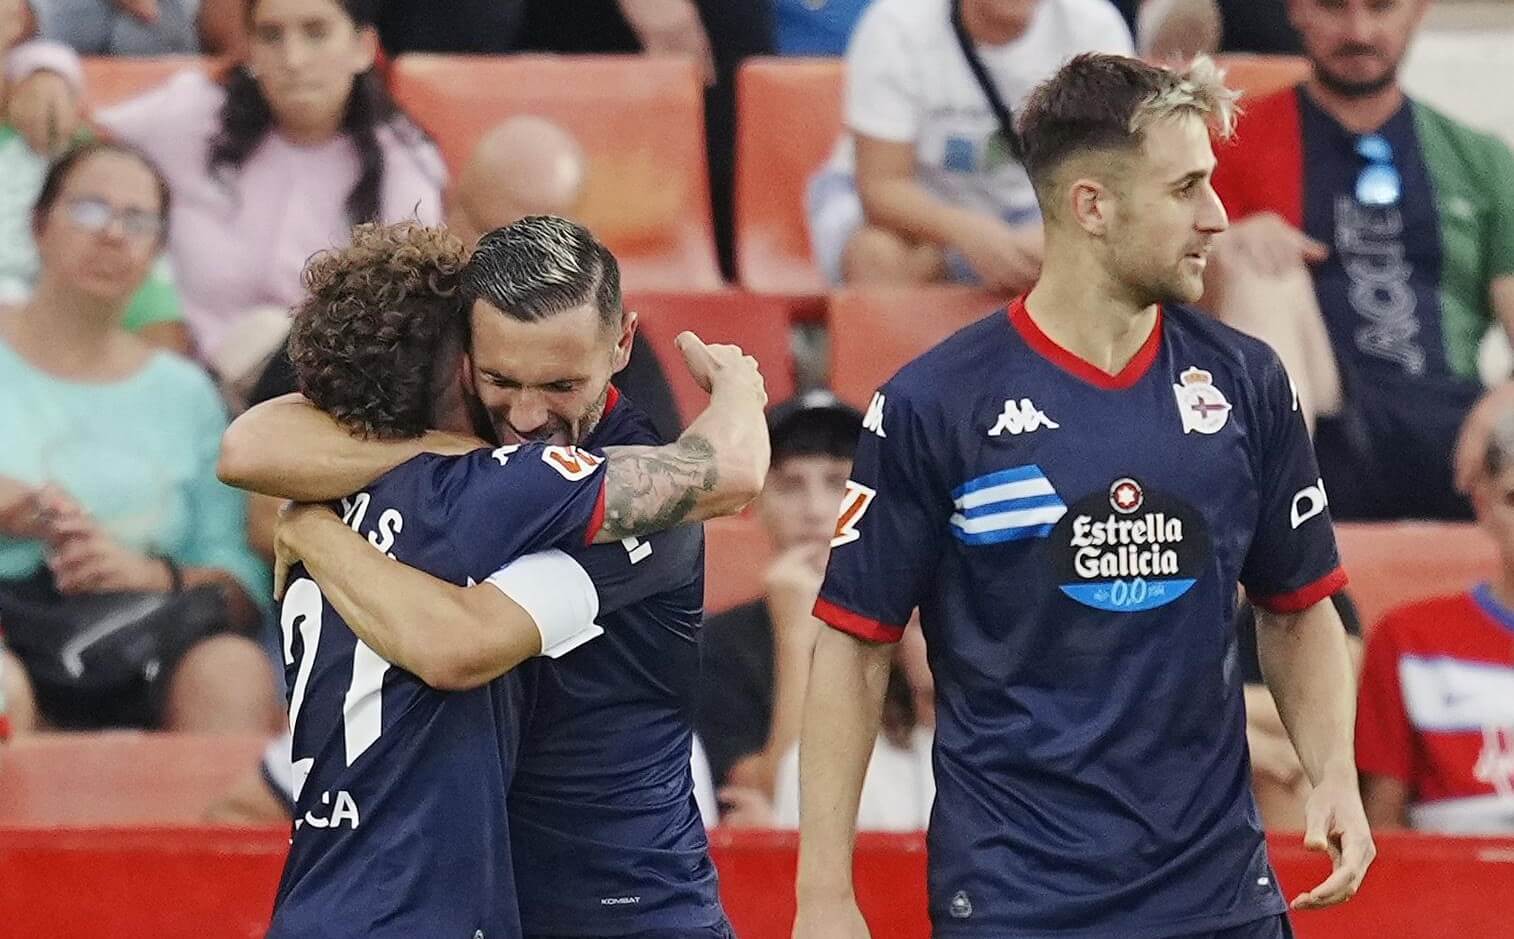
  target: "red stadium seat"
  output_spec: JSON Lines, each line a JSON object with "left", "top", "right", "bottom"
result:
{"left": 827, "top": 286, "right": 1009, "bottom": 407}
{"left": 734, "top": 58, "right": 845, "bottom": 296}
{"left": 81, "top": 55, "right": 214, "bottom": 110}
{"left": 389, "top": 54, "right": 723, "bottom": 291}
{"left": 1214, "top": 53, "right": 1311, "bottom": 101}
{"left": 1335, "top": 522, "right": 1498, "bottom": 631}
{"left": 626, "top": 291, "right": 795, "bottom": 426}
{"left": 704, "top": 514, "right": 773, "bottom": 615}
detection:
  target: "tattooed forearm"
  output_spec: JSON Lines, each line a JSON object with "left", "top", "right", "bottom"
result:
{"left": 599, "top": 434, "right": 720, "bottom": 540}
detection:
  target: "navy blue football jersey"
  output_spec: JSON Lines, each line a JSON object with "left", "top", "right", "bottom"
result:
{"left": 269, "top": 442, "right": 614, "bottom": 939}
{"left": 816, "top": 299, "right": 1346, "bottom": 938}
{"left": 508, "top": 391, "right": 724, "bottom": 936}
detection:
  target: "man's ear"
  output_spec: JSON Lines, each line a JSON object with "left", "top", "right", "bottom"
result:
{"left": 612, "top": 308, "right": 637, "bottom": 374}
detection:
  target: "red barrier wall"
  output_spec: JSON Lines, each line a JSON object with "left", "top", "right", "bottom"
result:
{"left": 3, "top": 827, "right": 1511, "bottom": 938}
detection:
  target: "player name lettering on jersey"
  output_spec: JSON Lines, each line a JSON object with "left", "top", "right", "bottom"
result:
{"left": 296, "top": 789, "right": 360, "bottom": 831}
{"left": 340, "top": 492, "right": 405, "bottom": 558}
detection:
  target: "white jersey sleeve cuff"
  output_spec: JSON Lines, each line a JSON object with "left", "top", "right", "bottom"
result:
{"left": 484, "top": 550, "right": 603, "bottom": 658}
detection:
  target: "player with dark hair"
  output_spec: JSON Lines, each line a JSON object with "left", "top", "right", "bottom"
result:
{"left": 221, "top": 221, "right": 766, "bottom": 937}
{"left": 794, "top": 53, "right": 1374, "bottom": 939}
{"left": 224, "top": 215, "right": 755, "bottom": 938}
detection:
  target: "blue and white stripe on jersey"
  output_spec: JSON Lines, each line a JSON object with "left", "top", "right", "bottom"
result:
{"left": 950, "top": 465, "right": 1067, "bottom": 545}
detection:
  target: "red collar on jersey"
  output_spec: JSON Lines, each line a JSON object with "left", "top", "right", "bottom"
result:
{"left": 604, "top": 383, "right": 622, "bottom": 416}
{"left": 1007, "top": 296, "right": 1163, "bottom": 391}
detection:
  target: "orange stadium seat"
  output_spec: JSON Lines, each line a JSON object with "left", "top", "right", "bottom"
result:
{"left": 827, "top": 286, "right": 1008, "bottom": 407}
{"left": 704, "top": 514, "right": 774, "bottom": 615}
{"left": 734, "top": 58, "right": 845, "bottom": 297}
{"left": 1335, "top": 521, "right": 1498, "bottom": 631}
{"left": 1214, "top": 53, "right": 1311, "bottom": 102}
{"left": 389, "top": 54, "right": 722, "bottom": 292}
{"left": 81, "top": 55, "right": 213, "bottom": 110}
{"left": 626, "top": 290, "right": 795, "bottom": 425}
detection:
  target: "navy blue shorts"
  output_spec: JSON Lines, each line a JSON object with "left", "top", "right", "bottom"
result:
{"left": 1177, "top": 914, "right": 1295, "bottom": 939}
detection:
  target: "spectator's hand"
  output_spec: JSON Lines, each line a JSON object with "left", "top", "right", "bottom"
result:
{"left": 112, "top": 0, "right": 160, "bottom": 23}
{"left": 617, "top": 0, "right": 716, "bottom": 85}
{"left": 1214, "top": 212, "right": 1329, "bottom": 278}
{"left": 675, "top": 331, "right": 766, "bottom": 406}
{"left": 0, "top": 479, "right": 83, "bottom": 542}
{"left": 1290, "top": 771, "right": 1376, "bottom": 910}
{"left": 765, "top": 543, "right": 828, "bottom": 628}
{"left": 1453, "top": 381, "right": 1514, "bottom": 495}
{"left": 793, "top": 897, "right": 873, "bottom": 939}
{"left": 272, "top": 501, "right": 338, "bottom": 600}
{"left": 716, "top": 784, "right": 777, "bottom": 828}
{"left": 952, "top": 217, "right": 1042, "bottom": 293}
{"left": 6, "top": 69, "right": 81, "bottom": 158}
{"left": 47, "top": 530, "right": 171, "bottom": 594}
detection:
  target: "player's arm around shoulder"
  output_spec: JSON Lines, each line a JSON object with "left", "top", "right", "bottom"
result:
{"left": 591, "top": 333, "right": 770, "bottom": 543}
{"left": 273, "top": 502, "right": 548, "bottom": 691}
{"left": 219, "top": 393, "right": 481, "bottom": 502}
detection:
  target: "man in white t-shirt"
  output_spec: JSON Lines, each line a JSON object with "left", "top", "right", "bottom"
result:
{"left": 807, "top": 0, "right": 1132, "bottom": 289}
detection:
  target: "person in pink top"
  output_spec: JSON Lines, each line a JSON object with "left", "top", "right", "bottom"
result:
{"left": 94, "top": 0, "right": 445, "bottom": 365}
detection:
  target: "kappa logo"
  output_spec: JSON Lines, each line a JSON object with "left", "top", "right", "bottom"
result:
{"left": 1174, "top": 367, "right": 1232, "bottom": 434}
{"left": 1290, "top": 478, "right": 1328, "bottom": 529}
{"left": 832, "top": 480, "right": 877, "bottom": 548}
{"left": 542, "top": 446, "right": 603, "bottom": 480}
{"left": 989, "top": 398, "right": 1059, "bottom": 437}
{"left": 863, "top": 392, "right": 887, "bottom": 438}
{"left": 490, "top": 444, "right": 521, "bottom": 466}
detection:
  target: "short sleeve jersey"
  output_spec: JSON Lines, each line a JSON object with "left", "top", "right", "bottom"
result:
{"left": 816, "top": 299, "right": 1346, "bottom": 937}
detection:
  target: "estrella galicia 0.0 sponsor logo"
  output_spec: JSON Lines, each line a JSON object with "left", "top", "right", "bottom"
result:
{"left": 1049, "top": 477, "right": 1211, "bottom": 612}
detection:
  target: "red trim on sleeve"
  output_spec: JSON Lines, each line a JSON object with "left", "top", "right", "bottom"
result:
{"left": 1251, "top": 565, "right": 1348, "bottom": 614}
{"left": 1008, "top": 297, "right": 1163, "bottom": 391}
{"left": 583, "top": 476, "right": 608, "bottom": 547}
{"left": 813, "top": 597, "right": 905, "bottom": 644}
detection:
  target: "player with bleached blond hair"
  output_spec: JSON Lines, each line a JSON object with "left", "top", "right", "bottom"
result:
{"left": 794, "top": 53, "right": 1374, "bottom": 939}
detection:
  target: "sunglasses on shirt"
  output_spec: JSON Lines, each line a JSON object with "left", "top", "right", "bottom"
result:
{"left": 1355, "top": 133, "right": 1402, "bottom": 207}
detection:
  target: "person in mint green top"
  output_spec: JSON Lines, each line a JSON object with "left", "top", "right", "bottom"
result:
{"left": 0, "top": 39, "right": 190, "bottom": 354}
{"left": 0, "top": 141, "right": 281, "bottom": 733}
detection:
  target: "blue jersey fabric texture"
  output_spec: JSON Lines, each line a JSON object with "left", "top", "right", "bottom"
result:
{"left": 816, "top": 299, "right": 1345, "bottom": 937}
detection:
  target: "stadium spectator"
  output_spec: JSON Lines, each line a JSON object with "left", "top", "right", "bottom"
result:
{"left": 695, "top": 390, "right": 861, "bottom": 791}
{"left": 1235, "top": 593, "right": 1364, "bottom": 831}
{"left": 773, "top": 0, "right": 872, "bottom": 56}
{"left": 0, "top": 40, "right": 188, "bottom": 354}
{"left": 1207, "top": 0, "right": 1514, "bottom": 520}
{"left": 0, "top": 142, "right": 279, "bottom": 734}
{"left": 3, "top": 0, "right": 216, "bottom": 56}
{"left": 1117, "top": 1, "right": 1300, "bottom": 58}
{"left": 807, "top": 0, "right": 1132, "bottom": 290}
{"left": 1355, "top": 402, "right": 1514, "bottom": 835}
{"left": 92, "top": 0, "right": 445, "bottom": 371}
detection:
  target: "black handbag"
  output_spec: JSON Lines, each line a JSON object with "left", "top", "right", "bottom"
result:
{"left": 0, "top": 569, "right": 230, "bottom": 696}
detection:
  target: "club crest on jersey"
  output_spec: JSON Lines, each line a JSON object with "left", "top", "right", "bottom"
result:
{"left": 1049, "top": 477, "right": 1211, "bottom": 613}
{"left": 1173, "top": 367, "right": 1232, "bottom": 435}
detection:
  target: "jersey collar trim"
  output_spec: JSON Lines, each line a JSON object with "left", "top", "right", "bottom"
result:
{"left": 1007, "top": 296, "right": 1163, "bottom": 391}
{"left": 1470, "top": 583, "right": 1514, "bottom": 637}
{"left": 605, "top": 383, "right": 622, "bottom": 416}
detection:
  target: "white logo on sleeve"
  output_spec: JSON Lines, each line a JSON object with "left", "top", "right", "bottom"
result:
{"left": 491, "top": 444, "right": 520, "bottom": 466}
{"left": 1174, "top": 367, "right": 1233, "bottom": 434}
{"left": 1290, "top": 478, "right": 1329, "bottom": 529}
{"left": 541, "top": 446, "right": 603, "bottom": 480}
{"left": 863, "top": 392, "right": 887, "bottom": 438}
{"left": 988, "top": 398, "right": 1059, "bottom": 437}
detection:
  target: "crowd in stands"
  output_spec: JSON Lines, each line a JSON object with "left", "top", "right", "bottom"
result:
{"left": 2, "top": 0, "right": 1512, "bottom": 839}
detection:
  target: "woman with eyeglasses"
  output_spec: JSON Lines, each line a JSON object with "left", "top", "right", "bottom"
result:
{"left": 93, "top": 0, "right": 445, "bottom": 369}
{"left": 0, "top": 141, "right": 282, "bottom": 734}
